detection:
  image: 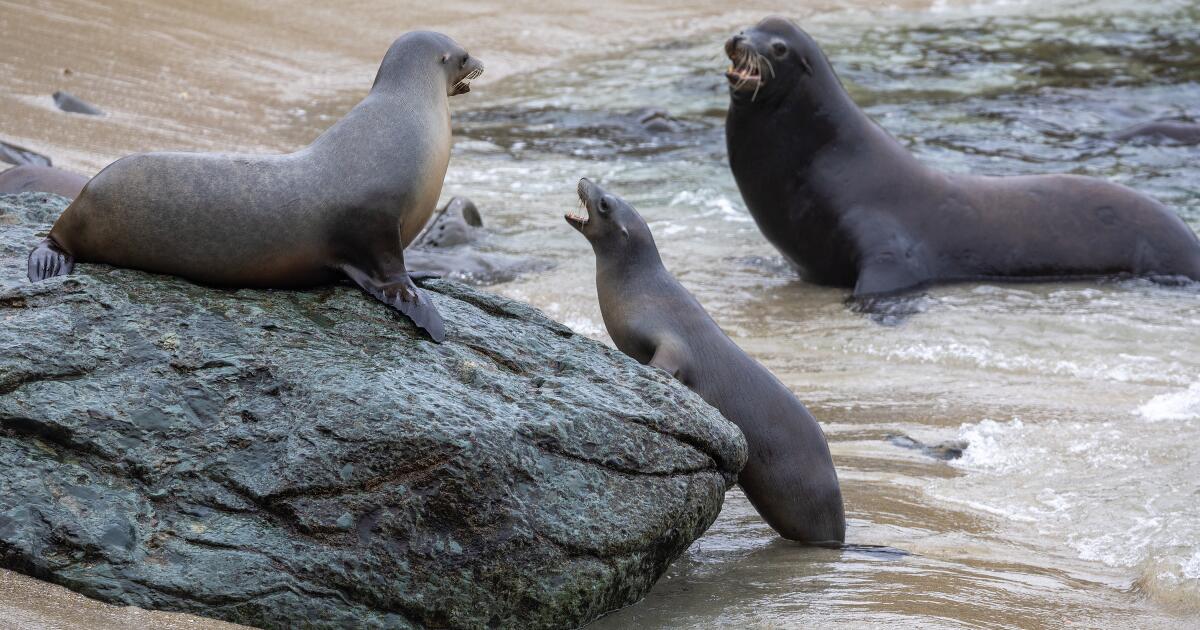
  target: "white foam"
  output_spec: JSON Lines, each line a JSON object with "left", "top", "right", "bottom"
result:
{"left": 668, "top": 190, "right": 752, "bottom": 223}
{"left": 1137, "top": 381, "right": 1200, "bottom": 422}
{"left": 951, "top": 417, "right": 1030, "bottom": 473}
{"left": 1183, "top": 551, "right": 1200, "bottom": 580}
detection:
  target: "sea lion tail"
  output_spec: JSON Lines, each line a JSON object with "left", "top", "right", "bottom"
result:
{"left": 27, "top": 237, "right": 75, "bottom": 281}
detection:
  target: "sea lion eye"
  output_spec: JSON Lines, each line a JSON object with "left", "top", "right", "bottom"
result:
{"left": 441, "top": 53, "right": 450, "bottom": 64}
{"left": 599, "top": 198, "right": 611, "bottom": 214}
{"left": 460, "top": 54, "right": 469, "bottom": 69}
{"left": 771, "top": 42, "right": 788, "bottom": 57}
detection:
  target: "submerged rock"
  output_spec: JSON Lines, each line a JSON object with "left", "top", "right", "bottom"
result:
{"left": 0, "top": 193, "right": 746, "bottom": 629}
{"left": 52, "top": 90, "right": 104, "bottom": 116}
{"left": 887, "top": 434, "right": 967, "bottom": 461}
{"left": 0, "top": 140, "right": 53, "bottom": 167}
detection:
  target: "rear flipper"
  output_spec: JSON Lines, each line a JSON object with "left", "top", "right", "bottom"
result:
{"left": 342, "top": 264, "right": 446, "bottom": 343}
{"left": 27, "top": 237, "right": 75, "bottom": 282}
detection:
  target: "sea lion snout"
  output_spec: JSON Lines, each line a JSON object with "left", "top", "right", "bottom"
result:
{"left": 451, "top": 56, "right": 484, "bottom": 95}
{"left": 725, "top": 34, "right": 745, "bottom": 59}
{"left": 725, "top": 32, "right": 765, "bottom": 94}
{"left": 566, "top": 178, "right": 596, "bottom": 231}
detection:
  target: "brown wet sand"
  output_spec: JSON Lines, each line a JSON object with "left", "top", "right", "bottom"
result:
{"left": 0, "top": 0, "right": 914, "bottom": 174}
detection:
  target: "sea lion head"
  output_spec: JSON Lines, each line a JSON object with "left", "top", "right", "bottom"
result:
{"left": 566, "top": 178, "right": 656, "bottom": 255}
{"left": 376, "top": 31, "right": 484, "bottom": 96}
{"left": 724, "top": 16, "right": 825, "bottom": 105}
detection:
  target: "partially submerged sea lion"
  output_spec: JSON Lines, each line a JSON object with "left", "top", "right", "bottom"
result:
{"left": 406, "top": 196, "right": 552, "bottom": 285}
{"left": 28, "top": 31, "right": 484, "bottom": 342}
{"left": 725, "top": 17, "right": 1200, "bottom": 299}
{"left": 0, "top": 165, "right": 88, "bottom": 199}
{"left": 1111, "top": 120, "right": 1200, "bottom": 146}
{"left": 567, "top": 178, "right": 846, "bottom": 545}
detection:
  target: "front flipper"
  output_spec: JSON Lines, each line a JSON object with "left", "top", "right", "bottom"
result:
{"left": 341, "top": 264, "right": 446, "bottom": 343}
{"left": 27, "top": 237, "right": 75, "bottom": 282}
{"left": 648, "top": 338, "right": 688, "bottom": 384}
{"left": 850, "top": 258, "right": 930, "bottom": 325}
{"left": 852, "top": 255, "right": 926, "bottom": 299}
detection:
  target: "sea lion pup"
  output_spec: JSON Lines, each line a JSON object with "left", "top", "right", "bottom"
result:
{"left": 0, "top": 165, "right": 88, "bottom": 199}
{"left": 725, "top": 17, "right": 1200, "bottom": 299}
{"left": 28, "top": 31, "right": 484, "bottom": 342}
{"left": 567, "top": 178, "right": 846, "bottom": 545}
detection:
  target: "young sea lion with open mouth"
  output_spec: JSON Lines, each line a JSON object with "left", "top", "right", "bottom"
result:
{"left": 567, "top": 178, "right": 846, "bottom": 545}
{"left": 725, "top": 17, "right": 1200, "bottom": 300}
{"left": 28, "top": 31, "right": 484, "bottom": 342}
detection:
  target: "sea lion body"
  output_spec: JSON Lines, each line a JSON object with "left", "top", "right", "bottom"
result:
{"left": 0, "top": 165, "right": 88, "bottom": 199}
{"left": 1112, "top": 120, "right": 1200, "bottom": 146}
{"left": 567, "top": 178, "right": 846, "bottom": 545}
{"left": 30, "top": 31, "right": 484, "bottom": 341}
{"left": 725, "top": 18, "right": 1200, "bottom": 297}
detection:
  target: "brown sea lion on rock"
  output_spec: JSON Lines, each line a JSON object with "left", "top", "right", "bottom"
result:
{"left": 27, "top": 31, "right": 484, "bottom": 342}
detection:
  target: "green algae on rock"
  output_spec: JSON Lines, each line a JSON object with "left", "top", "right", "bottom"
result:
{"left": 0, "top": 193, "right": 746, "bottom": 630}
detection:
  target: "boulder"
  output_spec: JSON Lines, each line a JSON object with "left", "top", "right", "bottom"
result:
{"left": 0, "top": 193, "right": 746, "bottom": 629}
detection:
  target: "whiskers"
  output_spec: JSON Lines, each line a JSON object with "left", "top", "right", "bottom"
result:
{"left": 455, "top": 65, "right": 484, "bottom": 92}
{"left": 727, "top": 47, "right": 771, "bottom": 102}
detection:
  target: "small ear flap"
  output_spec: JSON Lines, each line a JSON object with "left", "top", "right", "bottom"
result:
{"left": 441, "top": 53, "right": 450, "bottom": 63}
{"left": 800, "top": 56, "right": 814, "bottom": 75}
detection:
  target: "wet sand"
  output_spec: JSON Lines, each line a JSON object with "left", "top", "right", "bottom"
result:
{"left": 0, "top": 0, "right": 902, "bottom": 174}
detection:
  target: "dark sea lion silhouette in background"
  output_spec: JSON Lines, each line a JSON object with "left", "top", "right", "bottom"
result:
{"left": 1112, "top": 120, "right": 1200, "bottom": 146}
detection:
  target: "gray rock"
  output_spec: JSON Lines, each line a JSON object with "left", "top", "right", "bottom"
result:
{"left": 52, "top": 90, "right": 104, "bottom": 116}
{"left": 887, "top": 434, "right": 966, "bottom": 461}
{"left": 0, "top": 193, "right": 746, "bottom": 629}
{"left": 0, "top": 140, "right": 53, "bottom": 167}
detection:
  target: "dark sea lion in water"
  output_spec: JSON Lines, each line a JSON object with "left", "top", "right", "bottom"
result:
{"left": 27, "top": 31, "right": 484, "bottom": 342}
{"left": 1112, "top": 120, "right": 1200, "bottom": 146}
{"left": 52, "top": 91, "right": 103, "bottom": 116}
{"left": 725, "top": 17, "right": 1200, "bottom": 300}
{"left": 0, "top": 165, "right": 89, "bottom": 199}
{"left": 567, "top": 178, "right": 845, "bottom": 545}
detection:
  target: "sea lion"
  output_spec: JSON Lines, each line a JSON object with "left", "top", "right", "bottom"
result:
{"left": 0, "top": 165, "right": 88, "bottom": 199}
{"left": 406, "top": 196, "right": 552, "bottom": 285}
{"left": 1112, "top": 120, "right": 1200, "bottom": 146}
{"left": 724, "top": 17, "right": 1200, "bottom": 299}
{"left": 411, "top": 197, "right": 483, "bottom": 249}
{"left": 52, "top": 91, "right": 103, "bottom": 116}
{"left": 27, "top": 31, "right": 484, "bottom": 342}
{"left": 567, "top": 178, "right": 846, "bottom": 545}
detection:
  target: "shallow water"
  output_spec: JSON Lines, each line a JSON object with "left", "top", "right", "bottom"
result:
{"left": 2, "top": 0, "right": 1200, "bottom": 628}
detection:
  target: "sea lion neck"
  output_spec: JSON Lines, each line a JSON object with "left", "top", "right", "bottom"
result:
{"left": 592, "top": 234, "right": 665, "bottom": 288}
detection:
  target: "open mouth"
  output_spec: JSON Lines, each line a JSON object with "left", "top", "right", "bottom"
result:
{"left": 565, "top": 180, "right": 591, "bottom": 229}
{"left": 453, "top": 65, "right": 484, "bottom": 94}
{"left": 725, "top": 42, "right": 768, "bottom": 98}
